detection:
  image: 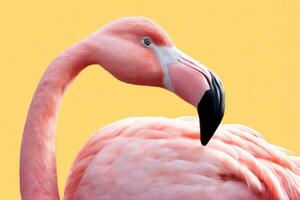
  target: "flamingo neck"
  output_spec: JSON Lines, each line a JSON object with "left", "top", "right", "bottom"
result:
{"left": 20, "top": 40, "right": 96, "bottom": 200}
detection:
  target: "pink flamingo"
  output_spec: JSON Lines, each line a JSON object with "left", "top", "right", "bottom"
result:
{"left": 20, "top": 17, "right": 300, "bottom": 200}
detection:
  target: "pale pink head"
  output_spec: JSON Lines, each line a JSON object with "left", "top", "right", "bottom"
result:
{"left": 89, "top": 17, "right": 225, "bottom": 145}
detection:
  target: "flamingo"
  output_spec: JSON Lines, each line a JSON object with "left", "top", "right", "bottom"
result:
{"left": 20, "top": 17, "right": 300, "bottom": 200}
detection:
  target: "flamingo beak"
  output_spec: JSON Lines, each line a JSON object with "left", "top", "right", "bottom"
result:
{"left": 159, "top": 48, "right": 225, "bottom": 145}
{"left": 178, "top": 53, "right": 225, "bottom": 145}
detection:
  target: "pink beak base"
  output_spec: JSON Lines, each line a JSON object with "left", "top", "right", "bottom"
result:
{"left": 168, "top": 63, "right": 210, "bottom": 107}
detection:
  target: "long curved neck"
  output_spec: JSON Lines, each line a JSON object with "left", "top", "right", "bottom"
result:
{"left": 20, "top": 40, "right": 96, "bottom": 200}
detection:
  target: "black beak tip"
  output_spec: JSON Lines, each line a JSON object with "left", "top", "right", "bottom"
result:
{"left": 200, "top": 137, "right": 209, "bottom": 146}
{"left": 199, "top": 122, "right": 219, "bottom": 146}
{"left": 201, "top": 140, "right": 208, "bottom": 146}
{"left": 198, "top": 72, "right": 225, "bottom": 146}
{"left": 200, "top": 130, "right": 212, "bottom": 146}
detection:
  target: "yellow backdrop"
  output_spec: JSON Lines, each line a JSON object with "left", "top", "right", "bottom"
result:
{"left": 1, "top": 0, "right": 299, "bottom": 198}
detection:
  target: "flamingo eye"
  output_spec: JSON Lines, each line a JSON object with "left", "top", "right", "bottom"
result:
{"left": 141, "top": 37, "right": 152, "bottom": 47}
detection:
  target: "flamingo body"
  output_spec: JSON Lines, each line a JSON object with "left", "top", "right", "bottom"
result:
{"left": 64, "top": 117, "right": 300, "bottom": 200}
{"left": 20, "top": 17, "right": 300, "bottom": 200}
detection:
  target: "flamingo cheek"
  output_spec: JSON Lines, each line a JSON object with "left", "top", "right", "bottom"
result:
{"left": 168, "top": 63, "right": 210, "bottom": 107}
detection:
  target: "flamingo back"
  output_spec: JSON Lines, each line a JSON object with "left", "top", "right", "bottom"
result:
{"left": 64, "top": 117, "right": 300, "bottom": 200}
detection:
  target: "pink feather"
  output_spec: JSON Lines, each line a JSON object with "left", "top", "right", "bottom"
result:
{"left": 64, "top": 117, "right": 300, "bottom": 200}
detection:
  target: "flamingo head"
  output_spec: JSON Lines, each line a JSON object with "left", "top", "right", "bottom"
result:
{"left": 93, "top": 17, "right": 225, "bottom": 145}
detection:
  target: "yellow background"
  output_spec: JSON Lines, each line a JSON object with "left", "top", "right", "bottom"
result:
{"left": 1, "top": 0, "right": 299, "bottom": 198}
